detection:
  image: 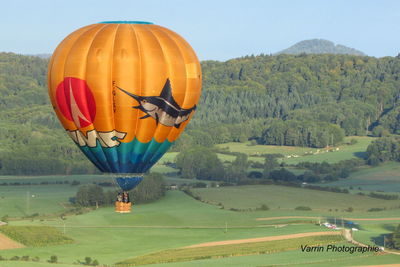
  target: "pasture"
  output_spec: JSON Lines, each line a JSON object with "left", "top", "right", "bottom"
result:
{"left": 0, "top": 176, "right": 399, "bottom": 266}
{"left": 118, "top": 235, "right": 343, "bottom": 266}
{"left": 0, "top": 190, "right": 334, "bottom": 265}
{"left": 324, "top": 162, "right": 400, "bottom": 192}
{"left": 215, "top": 136, "right": 374, "bottom": 164}
{"left": 192, "top": 184, "right": 400, "bottom": 213}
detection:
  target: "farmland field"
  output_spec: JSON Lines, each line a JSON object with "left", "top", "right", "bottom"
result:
{"left": 324, "top": 162, "right": 400, "bottom": 192}
{"left": 215, "top": 136, "right": 375, "bottom": 164}
{"left": 0, "top": 176, "right": 399, "bottom": 266}
{"left": 0, "top": 190, "right": 334, "bottom": 264}
{"left": 192, "top": 184, "right": 400, "bottom": 212}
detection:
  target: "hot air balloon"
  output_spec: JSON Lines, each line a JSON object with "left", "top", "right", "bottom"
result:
{"left": 47, "top": 21, "right": 202, "bottom": 213}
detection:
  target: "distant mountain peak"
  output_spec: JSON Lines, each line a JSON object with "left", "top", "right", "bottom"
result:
{"left": 276, "top": 39, "right": 366, "bottom": 56}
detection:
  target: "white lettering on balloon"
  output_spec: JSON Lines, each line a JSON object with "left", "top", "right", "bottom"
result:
{"left": 66, "top": 129, "right": 127, "bottom": 148}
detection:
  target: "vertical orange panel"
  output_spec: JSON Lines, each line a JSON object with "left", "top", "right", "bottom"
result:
{"left": 112, "top": 24, "right": 141, "bottom": 143}
{"left": 84, "top": 24, "right": 118, "bottom": 132}
{"left": 62, "top": 24, "right": 107, "bottom": 134}
{"left": 133, "top": 25, "right": 168, "bottom": 143}
{"left": 147, "top": 25, "right": 187, "bottom": 143}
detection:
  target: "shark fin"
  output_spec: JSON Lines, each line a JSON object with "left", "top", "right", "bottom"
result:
{"left": 159, "top": 79, "right": 180, "bottom": 108}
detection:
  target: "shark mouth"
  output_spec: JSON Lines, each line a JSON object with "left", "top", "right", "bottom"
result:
{"left": 115, "top": 79, "right": 196, "bottom": 128}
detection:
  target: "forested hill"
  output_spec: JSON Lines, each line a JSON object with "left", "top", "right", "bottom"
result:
{"left": 197, "top": 54, "right": 400, "bottom": 135}
{"left": 276, "top": 39, "right": 366, "bottom": 56}
{"left": 1, "top": 52, "right": 400, "bottom": 174}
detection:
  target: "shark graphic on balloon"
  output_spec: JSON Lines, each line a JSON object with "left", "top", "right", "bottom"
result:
{"left": 115, "top": 79, "right": 196, "bottom": 129}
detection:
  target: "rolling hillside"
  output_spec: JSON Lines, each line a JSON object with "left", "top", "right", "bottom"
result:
{"left": 1, "top": 52, "right": 400, "bottom": 174}
{"left": 276, "top": 39, "right": 366, "bottom": 55}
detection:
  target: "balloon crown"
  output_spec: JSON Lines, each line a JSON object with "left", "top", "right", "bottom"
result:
{"left": 99, "top": 21, "right": 154, "bottom": 24}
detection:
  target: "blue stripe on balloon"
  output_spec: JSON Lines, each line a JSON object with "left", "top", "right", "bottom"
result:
{"left": 116, "top": 176, "right": 143, "bottom": 191}
{"left": 79, "top": 145, "right": 107, "bottom": 172}
{"left": 103, "top": 147, "right": 120, "bottom": 172}
{"left": 79, "top": 138, "right": 173, "bottom": 174}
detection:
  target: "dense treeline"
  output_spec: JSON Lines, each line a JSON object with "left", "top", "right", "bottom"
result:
{"left": 1, "top": 52, "right": 400, "bottom": 174}
{"left": 74, "top": 173, "right": 165, "bottom": 207}
{"left": 260, "top": 119, "right": 344, "bottom": 147}
{"left": 175, "top": 147, "right": 360, "bottom": 184}
{"left": 366, "top": 137, "right": 400, "bottom": 165}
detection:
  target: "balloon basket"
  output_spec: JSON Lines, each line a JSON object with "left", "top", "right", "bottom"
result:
{"left": 115, "top": 201, "right": 132, "bottom": 213}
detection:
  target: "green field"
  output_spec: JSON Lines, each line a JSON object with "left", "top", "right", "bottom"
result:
{"left": 352, "top": 223, "right": 396, "bottom": 247}
{"left": 0, "top": 184, "right": 78, "bottom": 218}
{"left": 118, "top": 235, "right": 343, "bottom": 266}
{"left": 215, "top": 136, "right": 374, "bottom": 164}
{"left": 192, "top": 185, "right": 400, "bottom": 212}
{"left": 0, "top": 173, "right": 207, "bottom": 218}
{"left": 1, "top": 175, "right": 399, "bottom": 266}
{"left": 324, "top": 162, "right": 400, "bottom": 192}
{"left": 0, "top": 190, "right": 333, "bottom": 265}
{"left": 140, "top": 251, "right": 400, "bottom": 267}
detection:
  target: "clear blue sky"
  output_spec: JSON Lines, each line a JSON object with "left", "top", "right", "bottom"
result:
{"left": 1, "top": 0, "right": 399, "bottom": 61}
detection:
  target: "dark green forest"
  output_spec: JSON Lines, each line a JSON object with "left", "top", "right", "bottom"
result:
{"left": 1, "top": 52, "right": 400, "bottom": 175}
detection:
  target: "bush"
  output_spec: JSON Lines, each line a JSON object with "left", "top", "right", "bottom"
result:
{"left": 258, "top": 204, "right": 269, "bottom": 211}
{"left": 85, "top": 257, "right": 92, "bottom": 265}
{"left": 21, "top": 255, "right": 30, "bottom": 261}
{"left": 1, "top": 215, "right": 8, "bottom": 223}
{"left": 345, "top": 207, "right": 354, "bottom": 212}
{"left": 349, "top": 139, "right": 358, "bottom": 145}
{"left": 295, "top": 206, "right": 312, "bottom": 211}
{"left": 367, "top": 207, "right": 385, "bottom": 212}
{"left": 48, "top": 255, "right": 58, "bottom": 263}
{"left": 71, "top": 180, "right": 81, "bottom": 186}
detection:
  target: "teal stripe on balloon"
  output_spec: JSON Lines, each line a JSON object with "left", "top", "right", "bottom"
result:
{"left": 78, "top": 137, "right": 174, "bottom": 174}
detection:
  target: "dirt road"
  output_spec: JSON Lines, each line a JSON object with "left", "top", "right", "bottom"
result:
{"left": 185, "top": 231, "right": 341, "bottom": 248}
{"left": 0, "top": 233, "right": 24, "bottom": 250}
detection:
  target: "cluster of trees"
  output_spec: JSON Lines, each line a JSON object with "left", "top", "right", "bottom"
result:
{"left": 175, "top": 147, "right": 359, "bottom": 184}
{"left": 367, "top": 192, "right": 399, "bottom": 200}
{"left": 74, "top": 173, "right": 165, "bottom": 207}
{"left": 259, "top": 119, "right": 344, "bottom": 147}
{"left": 386, "top": 224, "right": 400, "bottom": 249}
{"left": 173, "top": 117, "right": 345, "bottom": 150}
{"left": 366, "top": 137, "right": 400, "bottom": 165}
{"left": 296, "top": 159, "right": 365, "bottom": 181}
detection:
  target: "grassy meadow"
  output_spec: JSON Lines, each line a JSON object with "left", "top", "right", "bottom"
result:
{"left": 0, "top": 185, "right": 399, "bottom": 266}
{"left": 192, "top": 184, "right": 400, "bottom": 212}
{"left": 0, "top": 190, "right": 335, "bottom": 265}
{"left": 324, "top": 162, "right": 400, "bottom": 192}
{"left": 215, "top": 136, "right": 374, "bottom": 164}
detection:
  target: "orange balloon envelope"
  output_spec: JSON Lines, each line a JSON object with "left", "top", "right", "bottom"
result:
{"left": 48, "top": 21, "right": 202, "bottom": 190}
